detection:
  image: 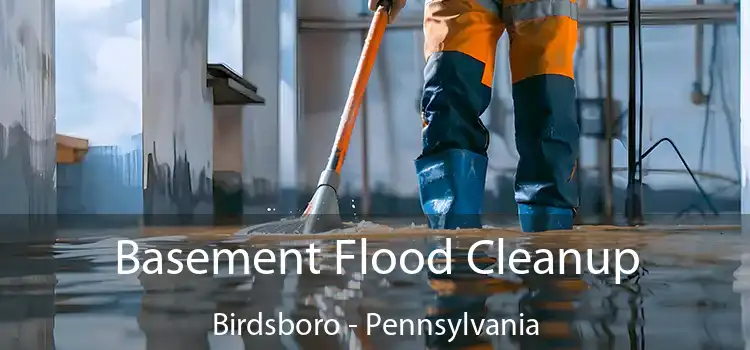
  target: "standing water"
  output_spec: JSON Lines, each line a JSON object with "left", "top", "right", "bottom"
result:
{"left": 1, "top": 224, "right": 745, "bottom": 349}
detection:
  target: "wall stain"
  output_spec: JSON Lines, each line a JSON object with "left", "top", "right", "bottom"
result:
{"left": 144, "top": 137, "right": 212, "bottom": 225}
{"left": 0, "top": 0, "right": 56, "bottom": 243}
{"left": 0, "top": 123, "right": 56, "bottom": 242}
{"left": 142, "top": 0, "right": 213, "bottom": 225}
{"left": 57, "top": 143, "right": 143, "bottom": 228}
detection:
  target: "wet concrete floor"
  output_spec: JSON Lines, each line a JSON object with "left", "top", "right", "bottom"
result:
{"left": 0, "top": 223, "right": 747, "bottom": 350}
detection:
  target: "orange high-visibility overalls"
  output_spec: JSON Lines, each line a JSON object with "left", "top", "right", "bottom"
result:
{"left": 416, "top": 0, "right": 580, "bottom": 231}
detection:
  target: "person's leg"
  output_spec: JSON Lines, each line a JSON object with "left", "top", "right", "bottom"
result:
{"left": 418, "top": 0, "right": 505, "bottom": 230}
{"left": 505, "top": 0, "right": 580, "bottom": 232}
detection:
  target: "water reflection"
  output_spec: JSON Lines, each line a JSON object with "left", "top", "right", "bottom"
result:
{"left": 138, "top": 244, "right": 215, "bottom": 350}
{"left": 513, "top": 236, "right": 592, "bottom": 349}
{"left": 424, "top": 242, "right": 508, "bottom": 349}
{"left": 0, "top": 243, "right": 56, "bottom": 350}
{"left": 0, "top": 228, "right": 744, "bottom": 349}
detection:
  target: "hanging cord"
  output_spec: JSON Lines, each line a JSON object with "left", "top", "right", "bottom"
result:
{"left": 690, "top": 20, "right": 741, "bottom": 216}
{"left": 679, "top": 0, "right": 740, "bottom": 215}
{"left": 624, "top": 0, "right": 642, "bottom": 224}
{"left": 638, "top": 138, "right": 720, "bottom": 215}
{"left": 698, "top": 21, "right": 741, "bottom": 178}
{"left": 623, "top": 0, "right": 720, "bottom": 220}
{"left": 636, "top": 3, "right": 644, "bottom": 189}
{"left": 697, "top": 25, "right": 718, "bottom": 171}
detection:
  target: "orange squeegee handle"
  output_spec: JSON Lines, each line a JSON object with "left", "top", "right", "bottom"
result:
{"left": 324, "top": 4, "right": 390, "bottom": 174}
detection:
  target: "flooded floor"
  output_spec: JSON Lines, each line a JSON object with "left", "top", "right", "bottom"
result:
{"left": 1, "top": 223, "right": 747, "bottom": 350}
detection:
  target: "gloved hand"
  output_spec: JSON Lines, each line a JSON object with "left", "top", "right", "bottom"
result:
{"left": 368, "top": 0, "right": 406, "bottom": 23}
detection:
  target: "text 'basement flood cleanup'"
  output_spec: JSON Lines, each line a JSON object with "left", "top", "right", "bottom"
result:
{"left": 118, "top": 238, "right": 640, "bottom": 283}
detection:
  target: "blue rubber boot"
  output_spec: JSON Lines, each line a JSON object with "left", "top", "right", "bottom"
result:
{"left": 512, "top": 74, "right": 579, "bottom": 233}
{"left": 415, "top": 149, "right": 488, "bottom": 230}
{"left": 518, "top": 204, "right": 574, "bottom": 232}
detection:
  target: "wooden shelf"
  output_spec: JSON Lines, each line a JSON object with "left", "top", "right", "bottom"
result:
{"left": 207, "top": 63, "right": 266, "bottom": 106}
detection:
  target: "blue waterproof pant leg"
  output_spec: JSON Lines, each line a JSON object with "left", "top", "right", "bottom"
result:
{"left": 417, "top": 0, "right": 503, "bottom": 230}
{"left": 507, "top": 6, "right": 580, "bottom": 232}
{"left": 418, "top": 0, "right": 580, "bottom": 231}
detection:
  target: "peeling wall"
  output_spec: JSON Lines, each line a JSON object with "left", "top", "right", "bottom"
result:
{"left": 0, "top": 0, "right": 56, "bottom": 239}
{"left": 142, "top": 0, "right": 214, "bottom": 222}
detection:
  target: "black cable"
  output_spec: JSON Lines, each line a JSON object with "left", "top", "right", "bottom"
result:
{"left": 625, "top": 0, "right": 642, "bottom": 224}
{"left": 636, "top": 1, "right": 644, "bottom": 186}
{"left": 627, "top": 0, "right": 720, "bottom": 220}
{"left": 638, "top": 138, "right": 720, "bottom": 216}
